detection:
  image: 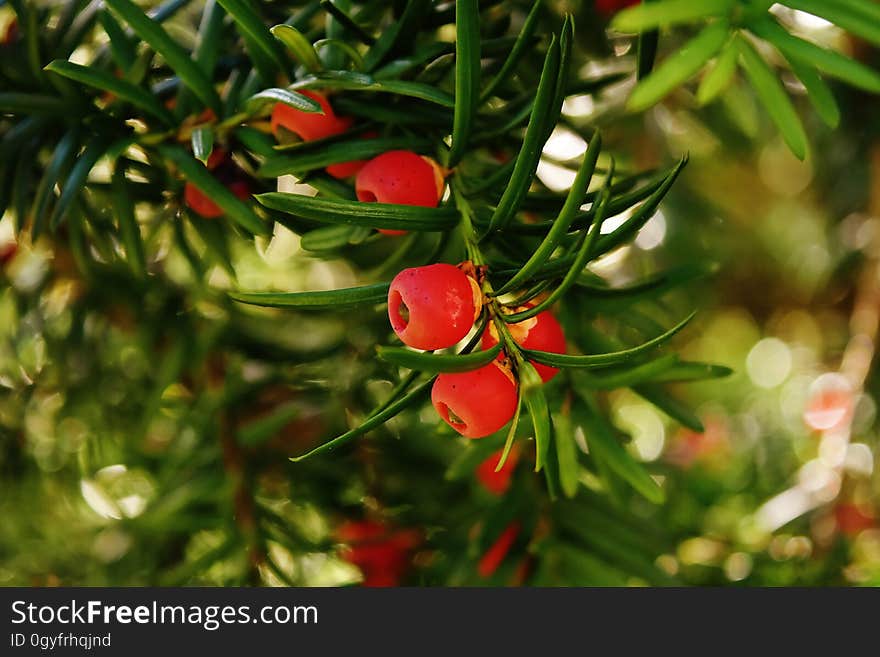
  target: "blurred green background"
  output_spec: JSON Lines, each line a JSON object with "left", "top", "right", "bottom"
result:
{"left": 0, "top": 1, "right": 878, "bottom": 586}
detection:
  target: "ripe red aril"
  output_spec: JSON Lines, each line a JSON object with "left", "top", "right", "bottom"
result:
{"left": 483, "top": 303, "right": 566, "bottom": 382}
{"left": 476, "top": 447, "right": 520, "bottom": 495}
{"left": 355, "top": 150, "right": 446, "bottom": 235}
{"left": 271, "top": 90, "right": 352, "bottom": 142}
{"left": 387, "top": 263, "right": 482, "bottom": 350}
{"left": 478, "top": 522, "right": 520, "bottom": 579}
{"left": 432, "top": 361, "right": 518, "bottom": 438}
{"left": 336, "top": 520, "right": 420, "bottom": 587}
{"left": 185, "top": 180, "right": 251, "bottom": 218}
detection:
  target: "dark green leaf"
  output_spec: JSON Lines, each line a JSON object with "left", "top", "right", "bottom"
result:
{"left": 363, "top": 0, "right": 432, "bottom": 71}
{"left": 244, "top": 87, "right": 323, "bottom": 114}
{"left": 45, "top": 59, "right": 176, "bottom": 126}
{"left": 553, "top": 412, "right": 580, "bottom": 498}
{"left": 111, "top": 160, "right": 147, "bottom": 278}
{"left": 627, "top": 20, "right": 730, "bottom": 111}
{"left": 31, "top": 129, "right": 81, "bottom": 237}
{"left": 524, "top": 311, "right": 696, "bottom": 368}
{"left": 158, "top": 144, "right": 268, "bottom": 236}
{"left": 494, "top": 130, "right": 601, "bottom": 296}
{"left": 696, "top": 38, "right": 738, "bottom": 105}
{"left": 633, "top": 384, "right": 704, "bottom": 431}
{"left": 737, "top": 35, "right": 808, "bottom": 160}
{"left": 270, "top": 24, "right": 322, "bottom": 72}
{"left": 191, "top": 126, "right": 214, "bottom": 165}
{"left": 376, "top": 343, "right": 503, "bottom": 374}
{"left": 0, "top": 93, "right": 70, "bottom": 116}
{"left": 480, "top": 0, "right": 542, "bottom": 102}
{"left": 484, "top": 34, "right": 561, "bottom": 235}
{"left": 290, "top": 377, "right": 434, "bottom": 461}
{"left": 519, "top": 359, "right": 551, "bottom": 472}
{"left": 50, "top": 136, "right": 115, "bottom": 230}
{"left": 612, "top": 0, "right": 735, "bottom": 32}
{"left": 256, "top": 193, "right": 458, "bottom": 231}
{"left": 594, "top": 154, "right": 687, "bottom": 256}
{"left": 216, "top": 0, "right": 287, "bottom": 73}
{"left": 292, "top": 72, "right": 455, "bottom": 107}
{"left": 98, "top": 9, "right": 137, "bottom": 71}
{"left": 259, "top": 137, "right": 431, "bottom": 177}
{"left": 750, "top": 16, "right": 880, "bottom": 93}
{"left": 787, "top": 57, "right": 840, "bottom": 128}
{"left": 448, "top": 0, "right": 480, "bottom": 166}
{"left": 573, "top": 391, "right": 665, "bottom": 503}
{"left": 104, "top": 0, "right": 222, "bottom": 113}
{"left": 229, "top": 283, "right": 390, "bottom": 309}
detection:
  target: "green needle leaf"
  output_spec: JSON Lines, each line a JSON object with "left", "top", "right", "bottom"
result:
{"left": 111, "top": 160, "right": 147, "bottom": 278}
{"left": 376, "top": 343, "right": 503, "bottom": 374}
{"left": 158, "top": 144, "right": 268, "bottom": 236}
{"left": 256, "top": 193, "right": 458, "bottom": 232}
{"left": 480, "top": 0, "right": 542, "bottom": 103}
{"left": 519, "top": 360, "right": 551, "bottom": 472}
{"left": 45, "top": 60, "right": 176, "bottom": 126}
{"left": 191, "top": 126, "right": 214, "bottom": 165}
{"left": 523, "top": 311, "right": 697, "bottom": 369}
{"left": 485, "top": 34, "right": 561, "bottom": 236}
{"left": 787, "top": 58, "right": 840, "bottom": 129}
{"left": 104, "top": 0, "right": 222, "bottom": 114}
{"left": 448, "top": 0, "right": 480, "bottom": 167}
{"left": 259, "top": 136, "right": 431, "bottom": 177}
{"left": 749, "top": 16, "right": 880, "bottom": 94}
{"left": 572, "top": 391, "right": 665, "bottom": 504}
{"left": 553, "top": 412, "right": 580, "bottom": 499}
{"left": 271, "top": 24, "right": 322, "bottom": 73}
{"left": 494, "top": 130, "right": 601, "bottom": 296}
{"left": 736, "top": 35, "right": 808, "bottom": 160}
{"left": 627, "top": 20, "right": 730, "bottom": 111}
{"left": 244, "top": 87, "right": 323, "bottom": 114}
{"left": 696, "top": 38, "right": 738, "bottom": 105}
{"left": 290, "top": 377, "right": 434, "bottom": 461}
{"left": 783, "top": 0, "right": 880, "bottom": 48}
{"left": 229, "top": 283, "right": 390, "bottom": 310}
{"left": 216, "top": 0, "right": 287, "bottom": 74}
{"left": 612, "top": 0, "right": 735, "bottom": 32}
{"left": 292, "top": 72, "right": 455, "bottom": 107}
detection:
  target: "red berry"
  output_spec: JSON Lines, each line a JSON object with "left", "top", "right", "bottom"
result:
{"left": 432, "top": 361, "right": 518, "bottom": 438}
{"left": 356, "top": 150, "right": 445, "bottom": 236}
{"left": 482, "top": 304, "right": 566, "bottom": 382}
{"left": 336, "top": 520, "right": 420, "bottom": 587}
{"left": 184, "top": 179, "right": 251, "bottom": 219}
{"left": 271, "top": 90, "right": 352, "bottom": 143}
{"left": 595, "top": 0, "right": 639, "bottom": 18}
{"left": 204, "top": 147, "right": 227, "bottom": 171}
{"left": 476, "top": 448, "right": 520, "bottom": 495}
{"left": 0, "top": 241, "right": 17, "bottom": 266}
{"left": 478, "top": 522, "right": 520, "bottom": 579}
{"left": 388, "top": 263, "right": 481, "bottom": 350}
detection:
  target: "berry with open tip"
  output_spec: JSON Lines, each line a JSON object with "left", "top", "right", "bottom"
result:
{"left": 387, "top": 263, "right": 482, "bottom": 350}
{"left": 432, "top": 361, "right": 518, "bottom": 438}
{"left": 355, "top": 150, "right": 446, "bottom": 235}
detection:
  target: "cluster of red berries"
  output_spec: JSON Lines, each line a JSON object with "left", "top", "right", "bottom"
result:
{"left": 335, "top": 519, "right": 420, "bottom": 587}
{"left": 271, "top": 90, "right": 445, "bottom": 235}
{"left": 184, "top": 89, "right": 446, "bottom": 228}
{"left": 387, "top": 264, "right": 566, "bottom": 438}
